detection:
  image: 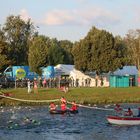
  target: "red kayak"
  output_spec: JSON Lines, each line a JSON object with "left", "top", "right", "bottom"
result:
{"left": 107, "top": 115, "right": 140, "bottom": 125}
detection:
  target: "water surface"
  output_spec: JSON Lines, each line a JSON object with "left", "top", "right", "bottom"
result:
{"left": 0, "top": 104, "right": 140, "bottom": 140}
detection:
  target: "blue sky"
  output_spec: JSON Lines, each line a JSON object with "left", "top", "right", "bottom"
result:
{"left": 0, "top": 0, "right": 140, "bottom": 42}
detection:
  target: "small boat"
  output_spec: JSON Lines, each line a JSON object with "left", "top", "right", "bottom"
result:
{"left": 107, "top": 115, "right": 140, "bottom": 125}
{"left": 49, "top": 110, "right": 67, "bottom": 114}
{"left": 49, "top": 109, "right": 78, "bottom": 115}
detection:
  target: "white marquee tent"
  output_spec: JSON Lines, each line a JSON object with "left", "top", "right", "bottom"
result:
{"left": 54, "top": 64, "right": 109, "bottom": 87}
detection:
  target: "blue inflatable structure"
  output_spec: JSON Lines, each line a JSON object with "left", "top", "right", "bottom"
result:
{"left": 4, "top": 66, "right": 38, "bottom": 80}
{"left": 42, "top": 66, "right": 55, "bottom": 79}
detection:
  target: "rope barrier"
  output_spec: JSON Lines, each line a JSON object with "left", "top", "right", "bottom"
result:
{"left": 0, "top": 91, "right": 138, "bottom": 111}
{"left": 0, "top": 93, "right": 60, "bottom": 103}
{"left": 0, "top": 93, "right": 113, "bottom": 110}
{"left": 67, "top": 101, "right": 114, "bottom": 111}
{"left": 67, "top": 102, "right": 139, "bottom": 111}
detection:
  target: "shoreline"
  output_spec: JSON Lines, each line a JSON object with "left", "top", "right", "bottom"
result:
{"left": 1, "top": 87, "right": 140, "bottom": 106}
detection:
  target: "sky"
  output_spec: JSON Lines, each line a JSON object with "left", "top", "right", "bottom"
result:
{"left": 0, "top": 0, "right": 140, "bottom": 42}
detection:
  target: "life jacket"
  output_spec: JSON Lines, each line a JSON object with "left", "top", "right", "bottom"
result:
{"left": 61, "top": 103, "right": 66, "bottom": 111}
{"left": 50, "top": 103, "right": 56, "bottom": 110}
{"left": 71, "top": 103, "right": 77, "bottom": 111}
{"left": 125, "top": 110, "right": 133, "bottom": 116}
{"left": 127, "top": 110, "right": 133, "bottom": 116}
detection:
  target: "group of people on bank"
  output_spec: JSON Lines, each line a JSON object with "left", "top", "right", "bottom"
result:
{"left": 49, "top": 97, "right": 78, "bottom": 112}
{"left": 114, "top": 104, "right": 140, "bottom": 117}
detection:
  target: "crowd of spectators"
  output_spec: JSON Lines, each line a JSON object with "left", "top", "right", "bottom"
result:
{"left": 0, "top": 75, "right": 94, "bottom": 89}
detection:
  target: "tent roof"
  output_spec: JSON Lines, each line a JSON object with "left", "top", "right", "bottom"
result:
{"left": 54, "top": 64, "right": 74, "bottom": 76}
{"left": 55, "top": 65, "right": 138, "bottom": 77}
{"left": 112, "top": 66, "right": 138, "bottom": 76}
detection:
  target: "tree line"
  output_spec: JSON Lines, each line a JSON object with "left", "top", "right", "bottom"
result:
{"left": 0, "top": 15, "right": 140, "bottom": 76}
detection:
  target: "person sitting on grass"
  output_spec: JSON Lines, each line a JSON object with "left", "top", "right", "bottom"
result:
{"left": 124, "top": 108, "right": 133, "bottom": 116}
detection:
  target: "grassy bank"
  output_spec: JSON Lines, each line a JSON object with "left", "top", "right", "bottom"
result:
{"left": 0, "top": 87, "right": 140, "bottom": 106}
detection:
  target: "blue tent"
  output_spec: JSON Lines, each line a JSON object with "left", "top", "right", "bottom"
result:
{"left": 110, "top": 66, "right": 138, "bottom": 87}
{"left": 112, "top": 66, "right": 138, "bottom": 76}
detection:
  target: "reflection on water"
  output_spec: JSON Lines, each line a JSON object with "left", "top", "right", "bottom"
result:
{"left": 0, "top": 104, "right": 140, "bottom": 140}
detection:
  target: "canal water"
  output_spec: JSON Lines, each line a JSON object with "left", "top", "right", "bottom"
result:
{"left": 0, "top": 104, "right": 140, "bottom": 140}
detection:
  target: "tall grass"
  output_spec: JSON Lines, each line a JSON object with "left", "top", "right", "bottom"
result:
{"left": 0, "top": 87, "right": 140, "bottom": 106}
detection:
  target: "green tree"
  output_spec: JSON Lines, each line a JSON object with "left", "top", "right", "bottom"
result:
{"left": 0, "top": 29, "right": 11, "bottom": 71}
{"left": 28, "top": 35, "right": 50, "bottom": 74}
{"left": 29, "top": 36, "right": 73, "bottom": 74}
{"left": 3, "top": 15, "right": 35, "bottom": 65}
{"left": 125, "top": 29, "right": 140, "bottom": 76}
{"left": 73, "top": 27, "right": 128, "bottom": 74}
{"left": 72, "top": 40, "right": 90, "bottom": 72}
{"left": 59, "top": 40, "right": 74, "bottom": 64}
{"left": 114, "top": 36, "right": 132, "bottom": 67}
{"left": 48, "top": 39, "right": 66, "bottom": 65}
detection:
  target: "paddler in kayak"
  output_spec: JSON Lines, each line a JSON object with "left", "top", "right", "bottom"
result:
{"left": 70, "top": 101, "right": 78, "bottom": 111}
{"left": 61, "top": 102, "right": 67, "bottom": 112}
{"left": 60, "top": 96, "right": 67, "bottom": 104}
{"left": 49, "top": 102, "right": 57, "bottom": 111}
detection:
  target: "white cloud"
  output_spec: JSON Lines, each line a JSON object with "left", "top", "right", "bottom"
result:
{"left": 19, "top": 9, "right": 30, "bottom": 21}
{"left": 78, "top": 7, "right": 119, "bottom": 26}
{"left": 42, "top": 6, "right": 120, "bottom": 26}
{"left": 43, "top": 10, "right": 74, "bottom": 25}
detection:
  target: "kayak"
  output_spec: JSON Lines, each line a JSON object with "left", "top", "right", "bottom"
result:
{"left": 49, "top": 110, "right": 78, "bottom": 114}
{"left": 107, "top": 115, "right": 140, "bottom": 125}
{"left": 49, "top": 110, "right": 67, "bottom": 114}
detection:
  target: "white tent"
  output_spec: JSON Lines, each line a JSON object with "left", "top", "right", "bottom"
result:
{"left": 54, "top": 64, "right": 74, "bottom": 76}
{"left": 54, "top": 64, "right": 89, "bottom": 79}
{"left": 54, "top": 64, "right": 109, "bottom": 87}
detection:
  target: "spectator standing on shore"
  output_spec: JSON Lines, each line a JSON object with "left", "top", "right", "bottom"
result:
{"left": 27, "top": 79, "right": 31, "bottom": 93}
{"left": 42, "top": 78, "right": 47, "bottom": 88}
{"left": 34, "top": 78, "right": 38, "bottom": 93}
